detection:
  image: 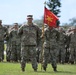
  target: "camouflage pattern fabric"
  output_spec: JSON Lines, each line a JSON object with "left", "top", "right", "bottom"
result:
{"left": 0, "top": 25, "right": 7, "bottom": 61}
{"left": 43, "top": 27, "right": 59, "bottom": 71}
{"left": 18, "top": 23, "right": 41, "bottom": 71}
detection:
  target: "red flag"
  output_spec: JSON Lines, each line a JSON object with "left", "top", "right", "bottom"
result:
{"left": 44, "top": 7, "right": 59, "bottom": 27}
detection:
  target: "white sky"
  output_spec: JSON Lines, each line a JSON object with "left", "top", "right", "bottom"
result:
{"left": 0, "top": 0, "right": 76, "bottom": 25}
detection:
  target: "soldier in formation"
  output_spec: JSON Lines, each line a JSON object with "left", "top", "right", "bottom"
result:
{"left": 42, "top": 25, "right": 59, "bottom": 72}
{"left": 8, "top": 23, "right": 21, "bottom": 62}
{"left": 5, "top": 25, "right": 11, "bottom": 62}
{"left": 69, "top": 26, "right": 76, "bottom": 64}
{"left": 58, "top": 27, "right": 67, "bottom": 64}
{"left": 18, "top": 15, "right": 41, "bottom": 72}
{"left": 0, "top": 20, "right": 7, "bottom": 62}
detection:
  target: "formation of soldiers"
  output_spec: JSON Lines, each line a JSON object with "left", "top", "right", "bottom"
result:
{"left": 0, "top": 15, "right": 76, "bottom": 72}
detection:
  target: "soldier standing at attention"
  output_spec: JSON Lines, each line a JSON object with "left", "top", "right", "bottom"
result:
{"left": 18, "top": 15, "right": 41, "bottom": 72}
{"left": 5, "top": 26, "right": 11, "bottom": 62}
{"left": 58, "top": 27, "right": 66, "bottom": 64}
{"left": 69, "top": 26, "right": 76, "bottom": 64}
{"left": 9, "top": 23, "right": 20, "bottom": 62}
{"left": 42, "top": 25, "right": 59, "bottom": 72}
{"left": 0, "top": 20, "right": 7, "bottom": 62}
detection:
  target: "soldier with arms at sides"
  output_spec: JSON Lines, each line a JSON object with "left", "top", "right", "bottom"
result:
{"left": 18, "top": 15, "right": 41, "bottom": 72}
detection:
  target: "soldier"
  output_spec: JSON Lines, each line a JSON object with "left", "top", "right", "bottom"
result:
{"left": 9, "top": 23, "right": 21, "bottom": 62}
{"left": 69, "top": 26, "right": 76, "bottom": 64}
{"left": 65, "top": 35, "right": 70, "bottom": 63}
{"left": 58, "top": 27, "right": 66, "bottom": 64}
{"left": 42, "top": 26, "right": 59, "bottom": 72}
{"left": 18, "top": 15, "right": 41, "bottom": 72}
{"left": 0, "top": 20, "right": 7, "bottom": 62}
{"left": 5, "top": 25, "right": 11, "bottom": 62}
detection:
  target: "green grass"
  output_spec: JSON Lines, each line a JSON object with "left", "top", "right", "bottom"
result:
{"left": 2, "top": 44, "right": 76, "bottom": 75}
{"left": 0, "top": 62, "right": 76, "bottom": 75}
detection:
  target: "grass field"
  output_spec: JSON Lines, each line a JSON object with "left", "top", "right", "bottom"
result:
{"left": 2, "top": 44, "right": 76, "bottom": 75}
{"left": 0, "top": 62, "right": 76, "bottom": 75}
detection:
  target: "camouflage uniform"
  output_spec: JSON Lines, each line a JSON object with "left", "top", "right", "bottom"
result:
{"left": 0, "top": 22, "right": 7, "bottom": 62}
{"left": 16, "top": 35, "right": 21, "bottom": 62}
{"left": 6, "top": 37, "right": 11, "bottom": 62}
{"left": 69, "top": 28, "right": 76, "bottom": 64}
{"left": 43, "top": 26, "right": 59, "bottom": 71}
{"left": 5, "top": 27, "right": 11, "bottom": 62}
{"left": 9, "top": 25, "right": 21, "bottom": 62}
{"left": 58, "top": 28, "right": 66, "bottom": 64}
{"left": 18, "top": 23, "right": 41, "bottom": 71}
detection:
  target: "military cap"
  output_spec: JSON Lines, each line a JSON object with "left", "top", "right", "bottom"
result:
{"left": 13, "top": 23, "right": 18, "bottom": 27}
{"left": 14, "top": 23, "right": 18, "bottom": 25}
{"left": 27, "top": 15, "right": 33, "bottom": 18}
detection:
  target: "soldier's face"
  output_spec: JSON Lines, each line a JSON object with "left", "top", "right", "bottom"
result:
{"left": 27, "top": 18, "right": 33, "bottom": 23}
{"left": 49, "top": 26, "right": 53, "bottom": 29}
{"left": 14, "top": 25, "right": 18, "bottom": 29}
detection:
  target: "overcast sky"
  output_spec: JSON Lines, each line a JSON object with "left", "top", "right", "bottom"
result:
{"left": 0, "top": 0, "right": 76, "bottom": 25}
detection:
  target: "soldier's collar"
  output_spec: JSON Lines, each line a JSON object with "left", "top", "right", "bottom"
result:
{"left": 27, "top": 22, "right": 33, "bottom": 26}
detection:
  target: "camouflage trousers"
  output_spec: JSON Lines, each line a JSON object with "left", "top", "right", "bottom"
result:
{"left": 59, "top": 45, "right": 66, "bottom": 63}
{"left": 69, "top": 44, "right": 76, "bottom": 63}
{"left": 43, "top": 46, "right": 57, "bottom": 69}
{"left": 0, "top": 41, "right": 4, "bottom": 61}
{"left": 10, "top": 42, "right": 21, "bottom": 62}
{"left": 21, "top": 45, "right": 37, "bottom": 70}
{"left": 6, "top": 41, "right": 11, "bottom": 62}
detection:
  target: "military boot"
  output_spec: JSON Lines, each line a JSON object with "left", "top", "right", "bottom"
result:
{"left": 43, "top": 67, "right": 46, "bottom": 71}
{"left": 21, "top": 67, "right": 25, "bottom": 72}
{"left": 53, "top": 67, "right": 57, "bottom": 72}
{"left": 71, "top": 61, "right": 74, "bottom": 64}
{"left": 21, "top": 63, "right": 25, "bottom": 72}
{"left": 34, "top": 69, "right": 37, "bottom": 72}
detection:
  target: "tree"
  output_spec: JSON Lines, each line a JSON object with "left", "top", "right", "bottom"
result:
{"left": 47, "top": 0, "right": 61, "bottom": 17}
{"left": 62, "top": 23, "right": 70, "bottom": 30}
{"left": 60, "top": 17, "right": 76, "bottom": 30}
{"left": 33, "top": 19, "right": 43, "bottom": 28}
{"left": 46, "top": 0, "right": 61, "bottom": 26}
{"left": 69, "top": 17, "right": 76, "bottom": 26}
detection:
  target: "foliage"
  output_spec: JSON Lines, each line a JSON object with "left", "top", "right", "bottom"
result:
{"left": 34, "top": 19, "right": 43, "bottom": 28}
{"left": 61, "top": 17, "right": 76, "bottom": 30}
{"left": 45, "top": 0, "right": 61, "bottom": 26}
{"left": 69, "top": 17, "right": 76, "bottom": 26}
{"left": 47, "top": 0, "right": 61, "bottom": 17}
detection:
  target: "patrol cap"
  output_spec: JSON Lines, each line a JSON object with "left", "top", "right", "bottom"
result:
{"left": 27, "top": 15, "right": 33, "bottom": 18}
{"left": 14, "top": 23, "right": 18, "bottom": 26}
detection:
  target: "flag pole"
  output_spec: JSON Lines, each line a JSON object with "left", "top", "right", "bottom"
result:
{"left": 41, "top": 1, "right": 46, "bottom": 71}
